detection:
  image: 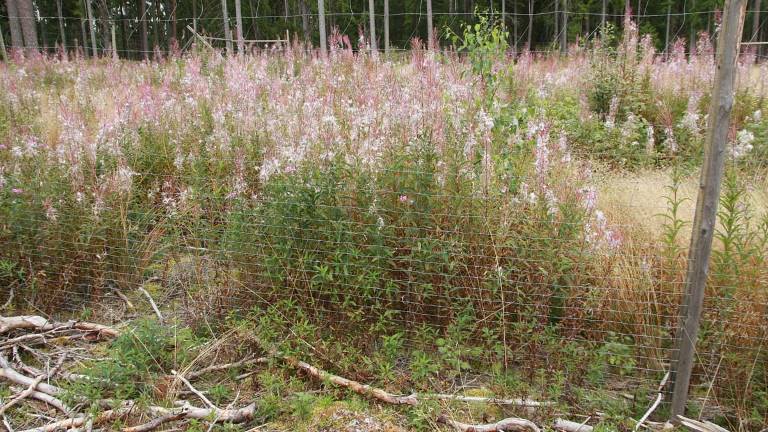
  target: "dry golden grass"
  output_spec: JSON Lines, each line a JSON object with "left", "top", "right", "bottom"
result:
{"left": 596, "top": 167, "right": 768, "bottom": 247}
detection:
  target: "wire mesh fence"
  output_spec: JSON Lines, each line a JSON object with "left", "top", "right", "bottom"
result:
{"left": 1, "top": 7, "right": 767, "bottom": 430}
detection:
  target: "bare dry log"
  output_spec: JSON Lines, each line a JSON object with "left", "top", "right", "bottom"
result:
{"left": 0, "top": 316, "right": 118, "bottom": 339}
{"left": 553, "top": 419, "right": 594, "bottom": 432}
{"left": 420, "top": 394, "right": 553, "bottom": 408}
{"left": 17, "top": 401, "right": 255, "bottom": 432}
{"left": 7, "top": 386, "right": 70, "bottom": 414}
{"left": 676, "top": 416, "right": 729, "bottom": 432}
{"left": 0, "top": 357, "right": 62, "bottom": 396}
{"left": 282, "top": 355, "right": 418, "bottom": 405}
{"left": 437, "top": 414, "right": 541, "bottom": 432}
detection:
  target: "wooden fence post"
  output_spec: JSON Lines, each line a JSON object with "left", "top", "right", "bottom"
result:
{"left": 384, "top": 0, "right": 390, "bottom": 55}
{"left": 221, "top": 0, "right": 233, "bottom": 54}
{"left": 668, "top": 0, "right": 748, "bottom": 421}
{"left": 111, "top": 24, "right": 117, "bottom": 59}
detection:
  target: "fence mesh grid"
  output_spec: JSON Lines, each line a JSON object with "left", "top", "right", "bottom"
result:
{"left": 1, "top": 8, "right": 768, "bottom": 431}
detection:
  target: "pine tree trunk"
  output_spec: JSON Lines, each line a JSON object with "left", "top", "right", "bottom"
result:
{"left": 56, "top": 0, "right": 66, "bottom": 47}
{"left": 5, "top": 0, "right": 24, "bottom": 50}
{"left": 527, "top": 0, "right": 534, "bottom": 49}
{"left": 140, "top": 0, "right": 148, "bottom": 59}
{"left": 16, "top": 0, "right": 38, "bottom": 52}
{"left": 97, "top": 0, "right": 112, "bottom": 54}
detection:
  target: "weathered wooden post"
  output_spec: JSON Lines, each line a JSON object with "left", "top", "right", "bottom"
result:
{"left": 221, "top": 0, "right": 233, "bottom": 54}
{"left": 234, "top": 0, "right": 244, "bottom": 53}
{"left": 86, "top": 0, "right": 98, "bottom": 56}
{"left": 384, "top": 0, "right": 390, "bottom": 55}
{"left": 111, "top": 24, "right": 117, "bottom": 59}
{"left": 0, "top": 22, "right": 7, "bottom": 61}
{"left": 426, "top": 0, "right": 434, "bottom": 49}
{"left": 668, "top": 0, "right": 748, "bottom": 421}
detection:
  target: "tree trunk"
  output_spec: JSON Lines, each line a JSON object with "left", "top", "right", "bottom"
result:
{"left": 221, "top": 0, "right": 233, "bottom": 54}
{"left": 97, "top": 0, "right": 112, "bottom": 54}
{"left": 153, "top": 0, "right": 160, "bottom": 54}
{"left": 16, "top": 0, "right": 38, "bottom": 53}
{"left": 235, "top": 0, "right": 244, "bottom": 52}
{"left": 601, "top": 0, "right": 607, "bottom": 28}
{"left": 665, "top": 2, "right": 671, "bottom": 58}
{"left": 317, "top": 0, "right": 326, "bottom": 55}
{"left": 170, "top": 0, "right": 178, "bottom": 50}
{"left": 554, "top": 0, "right": 559, "bottom": 46}
{"left": 690, "top": 0, "right": 697, "bottom": 53}
{"left": 513, "top": 0, "right": 518, "bottom": 53}
{"left": 527, "top": 0, "right": 533, "bottom": 49}
{"left": 384, "top": 0, "right": 390, "bottom": 53}
{"left": 139, "top": 0, "right": 148, "bottom": 59}
{"left": 300, "top": 0, "right": 309, "bottom": 42}
{"left": 56, "top": 0, "right": 66, "bottom": 47}
{"left": 86, "top": 0, "right": 97, "bottom": 56}
{"left": 560, "top": 0, "right": 567, "bottom": 54}
{"left": 5, "top": 0, "right": 24, "bottom": 50}
{"left": 368, "top": 0, "right": 377, "bottom": 53}
{"left": 427, "top": 0, "right": 434, "bottom": 49}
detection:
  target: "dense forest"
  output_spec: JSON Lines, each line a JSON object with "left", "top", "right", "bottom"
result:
{"left": 1, "top": 1, "right": 766, "bottom": 59}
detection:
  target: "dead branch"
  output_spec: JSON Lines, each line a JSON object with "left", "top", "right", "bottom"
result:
{"left": 676, "top": 416, "right": 729, "bottom": 432}
{"left": 634, "top": 372, "right": 670, "bottom": 432}
{"left": 137, "top": 287, "right": 164, "bottom": 323}
{"left": 0, "top": 357, "right": 62, "bottom": 396}
{"left": 0, "top": 354, "right": 67, "bottom": 415}
{"left": 419, "top": 394, "right": 553, "bottom": 407}
{"left": 171, "top": 370, "right": 217, "bottom": 409}
{"left": 0, "top": 316, "right": 118, "bottom": 339}
{"left": 17, "top": 401, "right": 255, "bottom": 432}
{"left": 121, "top": 412, "right": 186, "bottom": 432}
{"left": 437, "top": 414, "right": 541, "bottom": 432}
{"left": 553, "top": 419, "right": 594, "bottom": 432}
{"left": 7, "top": 386, "right": 70, "bottom": 414}
{"left": 282, "top": 355, "right": 418, "bottom": 405}
{"left": 186, "top": 357, "right": 268, "bottom": 380}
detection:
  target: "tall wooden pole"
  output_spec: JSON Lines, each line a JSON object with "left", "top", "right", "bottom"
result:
{"left": 527, "top": 0, "right": 534, "bottom": 49}
{"left": 318, "top": 0, "right": 327, "bottom": 56}
{"left": 368, "top": 0, "right": 377, "bottom": 53}
{"left": 384, "top": 0, "right": 390, "bottom": 54}
{"left": 427, "top": 0, "right": 434, "bottom": 49}
{"left": 690, "top": 0, "right": 697, "bottom": 53}
{"left": 221, "top": 0, "right": 233, "bottom": 54}
{"left": 234, "top": 0, "right": 244, "bottom": 53}
{"left": 753, "top": 0, "right": 763, "bottom": 56}
{"left": 668, "top": 0, "right": 748, "bottom": 421}
{"left": 81, "top": 18, "right": 88, "bottom": 57}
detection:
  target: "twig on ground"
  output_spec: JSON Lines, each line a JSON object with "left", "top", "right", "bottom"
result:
{"left": 0, "top": 316, "right": 118, "bottom": 339}
{"left": 186, "top": 357, "right": 268, "bottom": 380}
{"left": 1, "top": 285, "right": 14, "bottom": 310}
{"left": 282, "top": 355, "right": 419, "bottom": 405}
{"left": 419, "top": 393, "right": 553, "bottom": 407}
{"left": 437, "top": 414, "right": 541, "bottom": 432}
{"left": 171, "top": 370, "right": 217, "bottom": 409}
{"left": 634, "top": 371, "right": 670, "bottom": 432}
{"left": 137, "top": 287, "right": 164, "bottom": 323}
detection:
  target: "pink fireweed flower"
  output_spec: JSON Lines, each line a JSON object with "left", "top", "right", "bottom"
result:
{"left": 399, "top": 195, "right": 409, "bottom": 204}
{"left": 11, "top": 188, "right": 23, "bottom": 195}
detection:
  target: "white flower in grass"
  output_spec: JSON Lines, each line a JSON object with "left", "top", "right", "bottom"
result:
{"left": 729, "top": 129, "right": 755, "bottom": 159}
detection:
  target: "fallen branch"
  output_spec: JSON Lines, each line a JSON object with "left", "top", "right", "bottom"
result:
{"left": 419, "top": 394, "right": 553, "bottom": 408}
{"left": 137, "top": 287, "right": 164, "bottom": 323}
{"left": 553, "top": 418, "right": 593, "bottom": 432}
{"left": 186, "top": 357, "right": 268, "bottom": 380}
{"left": 171, "top": 370, "right": 217, "bottom": 409}
{"left": 0, "top": 316, "right": 118, "bottom": 339}
{"left": 676, "top": 416, "right": 729, "bottom": 432}
{"left": 0, "top": 357, "right": 62, "bottom": 396}
{"left": 18, "top": 401, "right": 255, "bottom": 432}
{"left": 634, "top": 372, "right": 670, "bottom": 432}
{"left": 437, "top": 414, "right": 541, "bottom": 432}
{"left": 282, "top": 355, "right": 418, "bottom": 405}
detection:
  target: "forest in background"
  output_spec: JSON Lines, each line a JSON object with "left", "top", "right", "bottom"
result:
{"left": 1, "top": 0, "right": 767, "bottom": 59}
